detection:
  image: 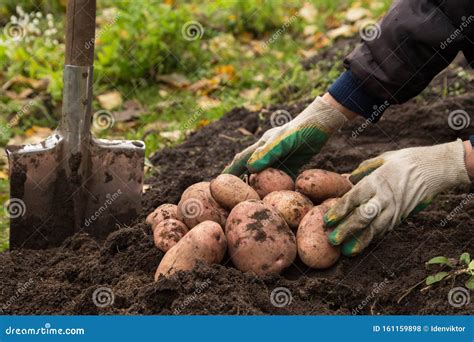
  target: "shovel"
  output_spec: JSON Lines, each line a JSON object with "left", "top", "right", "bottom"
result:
{"left": 5, "top": 0, "right": 145, "bottom": 249}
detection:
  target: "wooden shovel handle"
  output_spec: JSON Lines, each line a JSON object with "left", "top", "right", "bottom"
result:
{"left": 65, "top": 0, "right": 96, "bottom": 66}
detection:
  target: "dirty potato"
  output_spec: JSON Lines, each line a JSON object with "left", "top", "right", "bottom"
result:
{"left": 225, "top": 200, "right": 297, "bottom": 275}
{"left": 210, "top": 174, "right": 260, "bottom": 209}
{"left": 146, "top": 204, "right": 180, "bottom": 229}
{"left": 155, "top": 221, "right": 227, "bottom": 279}
{"left": 153, "top": 218, "right": 189, "bottom": 252}
{"left": 295, "top": 169, "right": 352, "bottom": 204}
{"left": 249, "top": 168, "right": 294, "bottom": 198}
{"left": 296, "top": 205, "right": 340, "bottom": 269}
{"left": 262, "top": 190, "right": 313, "bottom": 229}
{"left": 177, "top": 182, "right": 228, "bottom": 228}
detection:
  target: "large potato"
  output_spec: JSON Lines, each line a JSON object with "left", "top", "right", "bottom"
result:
{"left": 296, "top": 205, "right": 340, "bottom": 269}
{"left": 177, "top": 182, "right": 228, "bottom": 228}
{"left": 146, "top": 204, "right": 179, "bottom": 229}
{"left": 249, "top": 168, "right": 294, "bottom": 198}
{"left": 295, "top": 169, "right": 352, "bottom": 204}
{"left": 225, "top": 200, "right": 296, "bottom": 275}
{"left": 153, "top": 218, "right": 188, "bottom": 252}
{"left": 155, "top": 221, "right": 227, "bottom": 279}
{"left": 210, "top": 174, "right": 260, "bottom": 209}
{"left": 262, "top": 190, "right": 313, "bottom": 229}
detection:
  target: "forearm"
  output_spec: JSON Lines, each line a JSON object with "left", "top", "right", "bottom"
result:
{"left": 463, "top": 140, "right": 474, "bottom": 181}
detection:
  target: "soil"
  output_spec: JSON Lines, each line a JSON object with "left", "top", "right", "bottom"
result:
{"left": 1, "top": 42, "right": 474, "bottom": 315}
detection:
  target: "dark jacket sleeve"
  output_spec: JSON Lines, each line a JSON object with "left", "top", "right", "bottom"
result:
{"left": 345, "top": 0, "right": 474, "bottom": 104}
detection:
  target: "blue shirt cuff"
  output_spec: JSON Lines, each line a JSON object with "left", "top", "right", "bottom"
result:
{"left": 328, "top": 70, "right": 390, "bottom": 123}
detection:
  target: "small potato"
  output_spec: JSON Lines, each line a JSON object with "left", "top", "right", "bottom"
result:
{"left": 296, "top": 169, "right": 352, "bottom": 204}
{"left": 225, "top": 200, "right": 297, "bottom": 275}
{"left": 177, "top": 182, "right": 228, "bottom": 228}
{"left": 210, "top": 174, "right": 260, "bottom": 209}
{"left": 296, "top": 205, "right": 340, "bottom": 269}
{"left": 153, "top": 219, "right": 188, "bottom": 252}
{"left": 249, "top": 168, "right": 294, "bottom": 198}
{"left": 321, "top": 197, "right": 339, "bottom": 210}
{"left": 155, "top": 221, "right": 227, "bottom": 279}
{"left": 262, "top": 190, "right": 313, "bottom": 229}
{"left": 146, "top": 204, "right": 179, "bottom": 229}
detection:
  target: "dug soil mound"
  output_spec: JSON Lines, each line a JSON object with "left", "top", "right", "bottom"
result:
{"left": 1, "top": 44, "right": 474, "bottom": 315}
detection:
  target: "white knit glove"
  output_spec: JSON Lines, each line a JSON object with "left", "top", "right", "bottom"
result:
{"left": 324, "top": 139, "right": 470, "bottom": 256}
{"left": 223, "top": 96, "right": 347, "bottom": 177}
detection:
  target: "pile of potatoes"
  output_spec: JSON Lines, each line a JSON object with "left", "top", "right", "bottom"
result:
{"left": 148, "top": 168, "right": 353, "bottom": 280}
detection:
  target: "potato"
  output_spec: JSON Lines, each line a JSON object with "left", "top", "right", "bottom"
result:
{"left": 321, "top": 197, "right": 339, "bottom": 210}
{"left": 249, "top": 168, "right": 294, "bottom": 198}
{"left": 296, "top": 205, "right": 340, "bottom": 269}
{"left": 146, "top": 204, "right": 179, "bottom": 229}
{"left": 262, "top": 190, "right": 313, "bottom": 229}
{"left": 153, "top": 218, "right": 188, "bottom": 252}
{"left": 155, "top": 221, "right": 227, "bottom": 279}
{"left": 295, "top": 169, "right": 352, "bottom": 204}
{"left": 225, "top": 200, "right": 297, "bottom": 275}
{"left": 210, "top": 174, "right": 260, "bottom": 209}
{"left": 177, "top": 182, "right": 228, "bottom": 228}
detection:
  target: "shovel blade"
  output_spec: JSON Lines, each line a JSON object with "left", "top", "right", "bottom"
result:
{"left": 81, "top": 138, "right": 144, "bottom": 239}
{"left": 6, "top": 134, "right": 145, "bottom": 249}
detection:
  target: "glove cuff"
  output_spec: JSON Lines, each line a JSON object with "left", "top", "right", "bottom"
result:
{"left": 418, "top": 139, "right": 470, "bottom": 193}
{"left": 303, "top": 96, "right": 348, "bottom": 134}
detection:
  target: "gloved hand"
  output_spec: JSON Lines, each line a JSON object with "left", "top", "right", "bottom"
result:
{"left": 222, "top": 96, "right": 347, "bottom": 177}
{"left": 324, "top": 139, "right": 470, "bottom": 256}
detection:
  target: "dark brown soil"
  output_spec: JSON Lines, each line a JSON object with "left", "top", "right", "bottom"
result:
{"left": 1, "top": 43, "right": 474, "bottom": 315}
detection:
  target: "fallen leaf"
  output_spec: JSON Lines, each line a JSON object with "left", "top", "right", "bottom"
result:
{"left": 113, "top": 100, "right": 143, "bottom": 122}
{"left": 196, "top": 119, "right": 210, "bottom": 128}
{"left": 2, "top": 75, "right": 49, "bottom": 91}
{"left": 157, "top": 73, "right": 190, "bottom": 88}
{"left": 249, "top": 40, "right": 266, "bottom": 55}
{"left": 188, "top": 78, "right": 220, "bottom": 95}
{"left": 214, "top": 64, "right": 236, "bottom": 82}
{"left": 0, "top": 170, "right": 8, "bottom": 180}
{"left": 305, "top": 32, "right": 330, "bottom": 48}
{"left": 160, "top": 130, "right": 182, "bottom": 142}
{"left": 97, "top": 91, "right": 123, "bottom": 111}
{"left": 327, "top": 25, "right": 355, "bottom": 39}
{"left": 159, "top": 89, "right": 169, "bottom": 97}
{"left": 324, "top": 15, "right": 341, "bottom": 29}
{"left": 197, "top": 96, "right": 221, "bottom": 109}
{"left": 8, "top": 126, "right": 52, "bottom": 145}
{"left": 298, "top": 3, "right": 317, "bottom": 22}
{"left": 345, "top": 7, "right": 370, "bottom": 22}
{"left": 303, "top": 25, "right": 318, "bottom": 36}
{"left": 240, "top": 88, "right": 260, "bottom": 101}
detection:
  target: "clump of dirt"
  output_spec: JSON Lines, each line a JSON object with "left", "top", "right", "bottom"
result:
{"left": 1, "top": 43, "right": 474, "bottom": 315}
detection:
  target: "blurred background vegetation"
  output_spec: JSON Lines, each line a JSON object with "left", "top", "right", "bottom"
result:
{"left": 0, "top": 0, "right": 391, "bottom": 250}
